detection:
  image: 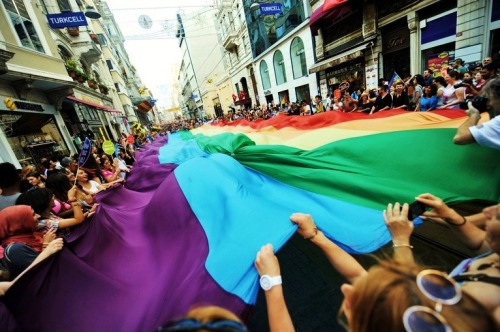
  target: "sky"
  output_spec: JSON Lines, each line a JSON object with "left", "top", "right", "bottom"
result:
{"left": 105, "top": 0, "right": 213, "bottom": 108}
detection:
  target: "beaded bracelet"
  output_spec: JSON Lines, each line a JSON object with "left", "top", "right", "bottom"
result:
{"left": 393, "top": 243, "right": 414, "bottom": 249}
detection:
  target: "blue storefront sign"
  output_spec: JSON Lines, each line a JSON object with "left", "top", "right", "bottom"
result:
{"left": 260, "top": 3, "right": 282, "bottom": 15}
{"left": 46, "top": 12, "right": 88, "bottom": 29}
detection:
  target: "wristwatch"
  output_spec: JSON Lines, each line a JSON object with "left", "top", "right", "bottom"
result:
{"left": 259, "top": 275, "right": 282, "bottom": 291}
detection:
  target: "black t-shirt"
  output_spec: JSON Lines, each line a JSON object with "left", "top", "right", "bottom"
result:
{"left": 392, "top": 93, "right": 409, "bottom": 109}
{"left": 374, "top": 93, "right": 392, "bottom": 112}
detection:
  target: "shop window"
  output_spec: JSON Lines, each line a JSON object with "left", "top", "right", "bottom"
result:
{"left": 295, "top": 84, "right": 310, "bottom": 103}
{"left": 57, "top": 0, "right": 71, "bottom": 12}
{"left": 290, "top": 37, "right": 307, "bottom": 79}
{"left": 3, "top": 0, "right": 45, "bottom": 53}
{"left": 260, "top": 60, "right": 271, "bottom": 90}
{"left": 273, "top": 50, "right": 287, "bottom": 85}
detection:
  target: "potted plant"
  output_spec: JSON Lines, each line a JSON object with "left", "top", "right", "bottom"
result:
{"left": 64, "top": 59, "right": 79, "bottom": 78}
{"left": 89, "top": 32, "right": 100, "bottom": 44}
{"left": 67, "top": 27, "right": 80, "bottom": 37}
{"left": 99, "top": 83, "right": 109, "bottom": 95}
{"left": 87, "top": 77, "right": 98, "bottom": 89}
{"left": 75, "top": 69, "right": 88, "bottom": 83}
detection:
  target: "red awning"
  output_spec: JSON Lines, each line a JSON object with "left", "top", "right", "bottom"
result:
{"left": 309, "top": 0, "right": 351, "bottom": 36}
{"left": 137, "top": 100, "right": 152, "bottom": 113}
{"left": 66, "top": 96, "right": 122, "bottom": 115}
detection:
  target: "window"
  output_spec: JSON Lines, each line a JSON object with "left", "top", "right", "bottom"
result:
{"left": 290, "top": 37, "right": 307, "bottom": 79}
{"left": 97, "top": 33, "right": 108, "bottom": 45}
{"left": 106, "top": 60, "right": 115, "bottom": 70}
{"left": 273, "top": 50, "right": 287, "bottom": 85}
{"left": 58, "top": 45, "right": 72, "bottom": 61}
{"left": 2, "top": 0, "right": 44, "bottom": 53}
{"left": 57, "top": 0, "right": 71, "bottom": 12}
{"left": 260, "top": 60, "right": 271, "bottom": 90}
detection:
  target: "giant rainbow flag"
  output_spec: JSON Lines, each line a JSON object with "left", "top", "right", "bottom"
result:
{"left": 1, "top": 110, "right": 498, "bottom": 331}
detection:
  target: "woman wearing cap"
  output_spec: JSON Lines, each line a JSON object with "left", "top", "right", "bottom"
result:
{"left": 255, "top": 206, "right": 497, "bottom": 332}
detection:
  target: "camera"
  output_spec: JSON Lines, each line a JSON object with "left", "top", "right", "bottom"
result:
{"left": 399, "top": 201, "right": 427, "bottom": 221}
{"left": 453, "top": 78, "right": 473, "bottom": 89}
{"left": 459, "top": 95, "right": 489, "bottom": 113}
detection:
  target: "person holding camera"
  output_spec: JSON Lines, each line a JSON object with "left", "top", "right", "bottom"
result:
{"left": 453, "top": 77, "right": 500, "bottom": 149}
{"left": 462, "top": 63, "right": 498, "bottom": 97}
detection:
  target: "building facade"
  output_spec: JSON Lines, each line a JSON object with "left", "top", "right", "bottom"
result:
{"left": 0, "top": 0, "right": 152, "bottom": 168}
{"left": 309, "top": 0, "right": 500, "bottom": 98}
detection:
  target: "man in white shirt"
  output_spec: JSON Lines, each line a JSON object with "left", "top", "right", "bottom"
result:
{"left": 454, "top": 77, "right": 500, "bottom": 150}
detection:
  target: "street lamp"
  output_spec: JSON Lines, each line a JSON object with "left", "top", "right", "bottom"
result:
{"left": 250, "top": 2, "right": 260, "bottom": 12}
{"left": 84, "top": 6, "right": 101, "bottom": 19}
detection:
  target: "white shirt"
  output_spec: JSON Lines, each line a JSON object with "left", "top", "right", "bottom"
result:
{"left": 469, "top": 115, "right": 500, "bottom": 150}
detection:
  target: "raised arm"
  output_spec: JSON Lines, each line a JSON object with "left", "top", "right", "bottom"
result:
{"left": 383, "top": 203, "right": 415, "bottom": 263}
{"left": 453, "top": 102, "right": 482, "bottom": 145}
{"left": 290, "top": 213, "right": 366, "bottom": 283}
{"left": 57, "top": 186, "right": 87, "bottom": 228}
{"left": 416, "top": 193, "right": 489, "bottom": 251}
{"left": 255, "top": 244, "right": 294, "bottom": 332}
{"left": 0, "top": 238, "right": 64, "bottom": 296}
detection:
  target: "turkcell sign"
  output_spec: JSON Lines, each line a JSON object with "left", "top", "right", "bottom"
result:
{"left": 260, "top": 3, "right": 282, "bottom": 15}
{"left": 46, "top": 12, "right": 88, "bottom": 29}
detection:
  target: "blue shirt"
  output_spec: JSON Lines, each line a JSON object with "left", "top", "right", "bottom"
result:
{"left": 420, "top": 95, "right": 437, "bottom": 111}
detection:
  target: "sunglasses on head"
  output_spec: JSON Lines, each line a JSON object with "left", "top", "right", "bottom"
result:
{"left": 403, "top": 269, "right": 462, "bottom": 332}
{"left": 157, "top": 318, "right": 248, "bottom": 332}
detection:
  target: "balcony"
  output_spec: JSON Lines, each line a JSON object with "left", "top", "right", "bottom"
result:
{"left": 222, "top": 28, "right": 238, "bottom": 52}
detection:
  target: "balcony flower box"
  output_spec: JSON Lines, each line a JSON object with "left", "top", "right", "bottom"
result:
{"left": 67, "top": 27, "right": 80, "bottom": 37}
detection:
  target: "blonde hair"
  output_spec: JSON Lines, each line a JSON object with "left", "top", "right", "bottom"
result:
{"left": 185, "top": 305, "right": 242, "bottom": 324}
{"left": 348, "top": 260, "right": 495, "bottom": 332}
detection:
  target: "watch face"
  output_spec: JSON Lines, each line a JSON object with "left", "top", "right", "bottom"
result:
{"left": 261, "top": 276, "right": 271, "bottom": 290}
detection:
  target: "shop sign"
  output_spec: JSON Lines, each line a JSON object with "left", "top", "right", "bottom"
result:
{"left": 3, "top": 99, "right": 45, "bottom": 112}
{"left": 383, "top": 26, "right": 410, "bottom": 54}
{"left": 46, "top": 12, "right": 88, "bottom": 29}
{"left": 310, "top": 51, "right": 364, "bottom": 74}
{"left": 259, "top": 3, "right": 282, "bottom": 15}
{"left": 326, "top": 61, "right": 363, "bottom": 78}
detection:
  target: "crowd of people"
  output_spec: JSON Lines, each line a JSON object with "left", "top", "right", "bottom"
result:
{"left": 0, "top": 56, "right": 498, "bottom": 331}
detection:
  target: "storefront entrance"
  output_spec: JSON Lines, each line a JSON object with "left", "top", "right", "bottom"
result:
{"left": 0, "top": 111, "right": 70, "bottom": 168}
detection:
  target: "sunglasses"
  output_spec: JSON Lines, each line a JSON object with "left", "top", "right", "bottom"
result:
{"left": 157, "top": 318, "right": 248, "bottom": 332}
{"left": 403, "top": 269, "right": 462, "bottom": 332}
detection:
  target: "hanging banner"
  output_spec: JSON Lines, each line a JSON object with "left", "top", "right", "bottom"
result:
{"left": 46, "top": 12, "right": 88, "bottom": 29}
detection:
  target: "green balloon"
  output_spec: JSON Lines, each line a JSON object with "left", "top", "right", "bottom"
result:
{"left": 102, "top": 140, "right": 115, "bottom": 155}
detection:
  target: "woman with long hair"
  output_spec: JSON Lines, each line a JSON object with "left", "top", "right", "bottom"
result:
{"left": 433, "top": 76, "right": 447, "bottom": 108}
{"left": 45, "top": 173, "right": 73, "bottom": 217}
{"left": 26, "top": 172, "right": 45, "bottom": 189}
{"left": 438, "top": 70, "right": 466, "bottom": 109}
{"left": 420, "top": 84, "right": 438, "bottom": 111}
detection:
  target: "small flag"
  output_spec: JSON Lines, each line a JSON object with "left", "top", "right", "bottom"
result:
{"left": 388, "top": 72, "right": 402, "bottom": 88}
{"left": 78, "top": 138, "right": 92, "bottom": 167}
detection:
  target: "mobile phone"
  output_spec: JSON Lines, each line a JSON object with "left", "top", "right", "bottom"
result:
{"left": 407, "top": 201, "right": 427, "bottom": 221}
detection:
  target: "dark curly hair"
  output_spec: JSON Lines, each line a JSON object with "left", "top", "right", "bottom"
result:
{"left": 16, "top": 188, "right": 53, "bottom": 214}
